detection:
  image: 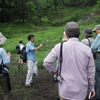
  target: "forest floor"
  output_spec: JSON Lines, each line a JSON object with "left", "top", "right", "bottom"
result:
{"left": 0, "top": 56, "right": 96, "bottom": 100}
{"left": 0, "top": 58, "right": 59, "bottom": 100}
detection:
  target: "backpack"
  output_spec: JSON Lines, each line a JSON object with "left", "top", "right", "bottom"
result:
{"left": 16, "top": 45, "right": 20, "bottom": 54}
{"left": 20, "top": 47, "right": 27, "bottom": 62}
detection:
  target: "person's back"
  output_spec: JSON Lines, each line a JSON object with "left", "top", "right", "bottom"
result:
{"left": 18, "top": 40, "right": 24, "bottom": 69}
{"left": 81, "top": 37, "right": 94, "bottom": 47}
{"left": 19, "top": 40, "right": 24, "bottom": 51}
{"left": 50, "top": 38, "right": 94, "bottom": 99}
{"left": 43, "top": 22, "right": 95, "bottom": 100}
{"left": 0, "top": 32, "right": 11, "bottom": 100}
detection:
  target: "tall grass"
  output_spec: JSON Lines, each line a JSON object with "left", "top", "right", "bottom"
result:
{"left": 0, "top": 22, "right": 98, "bottom": 68}
{"left": 0, "top": 5, "right": 99, "bottom": 68}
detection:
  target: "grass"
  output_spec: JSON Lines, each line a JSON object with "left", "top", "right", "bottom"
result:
{"left": 0, "top": 6, "right": 99, "bottom": 100}
{"left": 0, "top": 22, "right": 98, "bottom": 68}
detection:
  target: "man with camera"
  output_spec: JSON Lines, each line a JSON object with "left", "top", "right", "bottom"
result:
{"left": 43, "top": 22, "right": 95, "bottom": 100}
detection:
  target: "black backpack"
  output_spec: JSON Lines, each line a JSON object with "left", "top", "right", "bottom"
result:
{"left": 16, "top": 45, "right": 20, "bottom": 54}
{"left": 20, "top": 47, "right": 27, "bottom": 62}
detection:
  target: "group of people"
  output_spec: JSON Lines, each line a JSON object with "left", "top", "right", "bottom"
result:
{"left": 17, "top": 35, "right": 43, "bottom": 87}
{"left": 43, "top": 22, "right": 100, "bottom": 100}
{"left": 0, "top": 34, "right": 43, "bottom": 100}
{"left": 0, "top": 22, "right": 100, "bottom": 100}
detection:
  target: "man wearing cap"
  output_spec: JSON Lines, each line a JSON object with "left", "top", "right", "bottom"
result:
{"left": 91, "top": 25, "right": 100, "bottom": 100}
{"left": 81, "top": 28, "right": 94, "bottom": 47}
{"left": 0, "top": 32, "right": 11, "bottom": 100}
{"left": 43, "top": 22, "right": 95, "bottom": 100}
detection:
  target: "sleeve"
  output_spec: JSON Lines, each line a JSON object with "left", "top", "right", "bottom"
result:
{"left": 1, "top": 48, "right": 10, "bottom": 65}
{"left": 87, "top": 51, "right": 95, "bottom": 91}
{"left": 26, "top": 43, "right": 35, "bottom": 52}
{"left": 43, "top": 45, "right": 59, "bottom": 73}
{"left": 91, "top": 34, "right": 100, "bottom": 53}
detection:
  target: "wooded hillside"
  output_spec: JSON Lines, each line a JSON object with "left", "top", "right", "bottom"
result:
{"left": 0, "top": 0, "right": 100, "bottom": 26}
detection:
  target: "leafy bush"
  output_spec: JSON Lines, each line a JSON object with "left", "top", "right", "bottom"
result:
{"left": 41, "top": 16, "right": 49, "bottom": 25}
{"left": 50, "top": 7, "right": 91, "bottom": 26}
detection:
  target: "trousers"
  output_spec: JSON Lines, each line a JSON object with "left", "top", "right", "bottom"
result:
{"left": 95, "top": 54, "right": 100, "bottom": 99}
{"left": 0, "top": 75, "right": 10, "bottom": 100}
{"left": 25, "top": 60, "right": 37, "bottom": 85}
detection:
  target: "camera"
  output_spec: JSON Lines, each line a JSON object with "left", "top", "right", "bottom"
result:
{"left": 53, "top": 75, "right": 62, "bottom": 83}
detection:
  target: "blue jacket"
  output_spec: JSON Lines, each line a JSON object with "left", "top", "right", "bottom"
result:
{"left": 26, "top": 41, "right": 36, "bottom": 62}
{"left": 0, "top": 48, "right": 10, "bottom": 76}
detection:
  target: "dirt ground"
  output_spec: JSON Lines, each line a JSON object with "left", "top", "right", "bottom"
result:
{"left": 0, "top": 57, "right": 96, "bottom": 100}
{"left": 0, "top": 63, "right": 59, "bottom": 100}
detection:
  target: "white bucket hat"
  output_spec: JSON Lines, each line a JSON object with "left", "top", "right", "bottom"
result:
{"left": 0, "top": 32, "right": 6, "bottom": 45}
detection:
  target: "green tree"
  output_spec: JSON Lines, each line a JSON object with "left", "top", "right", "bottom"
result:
{"left": 12, "top": 0, "right": 37, "bottom": 23}
{"left": 96, "top": 0, "right": 100, "bottom": 8}
{"left": 0, "top": 0, "right": 13, "bottom": 22}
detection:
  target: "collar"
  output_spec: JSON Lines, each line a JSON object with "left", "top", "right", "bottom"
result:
{"left": 28, "top": 41, "right": 33, "bottom": 44}
{"left": 68, "top": 38, "right": 79, "bottom": 42}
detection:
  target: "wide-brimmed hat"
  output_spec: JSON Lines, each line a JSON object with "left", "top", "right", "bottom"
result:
{"left": 92, "top": 25, "right": 100, "bottom": 32}
{"left": 65, "top": 22, "right": 80, "bottom": 34}
{"left": 0, "top": 32, "right": 6, "bottom": 45}
{"left": 62, "top": 32, "right": 68, "bottom": 41}
{"left": 82, "top": 28, "right": 92, "bottom": 36}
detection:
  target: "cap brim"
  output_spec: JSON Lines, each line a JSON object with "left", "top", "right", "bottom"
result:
{"left": 92, "top": 29, "right": 96, "bottom": 32}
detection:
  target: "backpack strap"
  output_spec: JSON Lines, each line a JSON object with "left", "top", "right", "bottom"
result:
{"left": 87, "top": 38, "right": 91, "bottom": 47}
{"left": 0, "top": 60, "right": 3, "bottom": 67}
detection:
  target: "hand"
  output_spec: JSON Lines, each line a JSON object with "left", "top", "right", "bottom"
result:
{"left": 88, "top": 91, "right": 96, "bottom": 99}
{"left": 91, "top": 91, "right": 96, "bottom": 98}
{"left": 39, "top": 44, "right": 43, "bottom": 47}
{"left": 7, "top": 52, "right": 11, "bottom": 58}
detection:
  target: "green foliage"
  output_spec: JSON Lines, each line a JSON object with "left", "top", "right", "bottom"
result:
{"left": 50, "top": 7, "right": 91, "bottom": 26}
{"left": 0, "top": 23, "right": 36, "bottom": 38}
{"left": 0, "top": 19, "right": 98, "bottom": 68}
{"left": 41, "top": 16, "right": 49, "bottom": 25}
{"left": 12, "top": 0, "right": 37, "bottom": 23}
{"left": 96, "top": 0, "right": 100, "bottom": 8}
{"left": 0, "top": 0, "right": 99, "bottom": 25}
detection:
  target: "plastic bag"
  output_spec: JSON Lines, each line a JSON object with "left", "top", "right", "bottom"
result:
{"left": 33, "top": 61, "right": 38, "bottom": 76}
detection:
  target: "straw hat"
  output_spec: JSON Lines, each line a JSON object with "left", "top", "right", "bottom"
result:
{"left": 0, "top": 32, "right": 6, "bottom": 45}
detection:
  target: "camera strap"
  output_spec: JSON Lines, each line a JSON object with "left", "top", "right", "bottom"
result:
{"left": 57, "top": 42, "right": 63, "bottom": 76}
